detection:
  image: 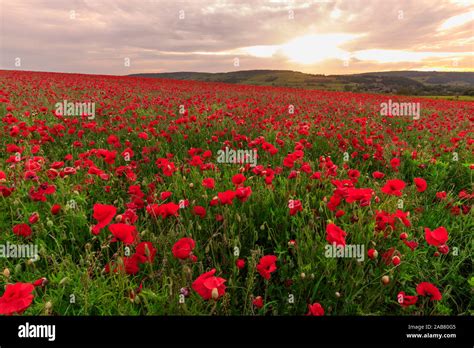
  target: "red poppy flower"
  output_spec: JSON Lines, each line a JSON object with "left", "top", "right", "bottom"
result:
{"left": 372, "top": 171, "right": 385, "bottom": 179}
{"left": 202, "top": 178, "right": 215, "bottom": 189}
{"left": 390, "top": 158, "right": 401, "bottom": 171}
{"left": 414, "top": 178, "right": 427, "bottom": 192}
{"left": 253, "top": 296, "right": 264, "bottom": 308}
{"left": 306, "top": 302, "right": 325, "bottom": 316}
{"left": 288, "top": 199, "right": 303, "bottom": 215}
{"left": 160, "top": 191, "right": 172, "bottom": 200}
{"left": 146, "top": 202, "right": 180, "bottom": 219}
{"left": 135, "top": 242, "right": 157, "bottom": 264}
{"left": 326, "top": 223, "right": 347, "bottom": 246}
{"left": 193, "top": 205, "right": 207, "bottom": 218}
{"left": 105, "top": 255, "right": 141, "bottom": 275}
{"left": 425, "top": 227, "right": 448, "bottom": 246}
{"left": 192, "top": 269, "right": 226, "bottom": 300}
{"left": 327, "top": 194, "right": 342, "bottom": 211}
{"left": 345, "top": 188, "right": 373, "bottom": 205}
{"left": 256, "top": 255, "right": 278, "bottom": 280}
{"left": 172, "top": 237, "right": 196, "bottom": 259}
{"left": 335, "top": 210, "right": 345, "bottom": 218}
{"left": 0, "top": 185, "right": 14, "bottom": 197}
{"left": 403, "top": 239, "right": 419, "bottom": 251}
{"left": 92, "top": 203, "right": 117, "bottom": 235}
{"left": 0, "top": 282, "right": 35, "bottom": 315}
{"left": 109, "top": 223, "right": 136, "bottom": 245}
{"left": 218, "top": 190, "right": 236, "bottom": 205}
{"left": 394, "top": 209, "right": 411, "bottom": 227}
{"left": 231, "top": 174, "right": 246, "bottom": 186}
{"left": 347, "top": 169, "right": 360, "bottom": 182}
{"left": 13, "top": 223, "right": 32, "bottom": 237}
{"left": 236, "top": 259, "right": 245, "bottom": 269}
{"left": 235, "top": 186, "right": 252, "bottom": 202}
{"left": 397, "top": 291, "right": 418, "bottom": 307}
{"left": 416, "top": 282, "right": 442, "bottom": 301}
{"left": 51, "top": 204, "right": 61, "bottom": 215}
{"left": 381, "top": 179, "right": 406, "bottom": 196}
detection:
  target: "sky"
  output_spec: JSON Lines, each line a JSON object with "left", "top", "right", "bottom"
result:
{"left": 0, "top": 0, "right": 473, "bottom": 75}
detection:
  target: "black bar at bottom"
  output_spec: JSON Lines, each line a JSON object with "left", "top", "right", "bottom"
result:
{"left": 0, "top": 316, "right": 471, "bottom": 346}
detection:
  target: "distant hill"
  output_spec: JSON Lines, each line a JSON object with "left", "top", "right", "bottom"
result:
{"left": 129, "top": 70, "right": 474, "bottom": 96}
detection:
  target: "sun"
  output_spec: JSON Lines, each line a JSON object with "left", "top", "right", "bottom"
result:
{"left": 280, "top": 34, "right": 358, "bottom": 64}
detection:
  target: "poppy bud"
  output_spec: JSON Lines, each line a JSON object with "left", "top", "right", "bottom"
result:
{"left": 180, "top": 287, "right": 190, "bottom": 298}
{"left": 44, "top": 301, "right": 52, "bottom": 310}
{"left": 335, "top": 291, "right": 341, "bottom": 298}
{"left": 2, "top": 268, "right": 10, "bottom": 278}
{"left": 392, "top": 256, "right": 401, "bottom": 266}
{"left": 33, "top": 277, "right": 48, "bottom": 287}
{"left": 211, "top": 288, "right": 219, "bottom": 300}
{"left": 368, "top": 248, "right": 378, "bottom": 259}
{"left": 115, "top": 215, "right": 123, "bottom": 222}
{"left": 300, "top": 272, "right": 306, "bottom": 279}
{"left": 29, "top": 212, "right": 39, "bottom": 224}
{"left": 437, "top": 244, "right": 449, "bottom": 255}
{"left": 46, "top": 219, "right": 54, "bottom": 227}
{"left": 399, "top": 233, "right": 408, "bottom": 240}
{"left": 183, "top": 265, "right": 192, "bottom": 276}
{"left": 382, "top": 275, "right": 390, "bottom": 285}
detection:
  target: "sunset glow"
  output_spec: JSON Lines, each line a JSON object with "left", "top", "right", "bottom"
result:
{"left": 0, "top": 0, "right": 472, "bottom": 74}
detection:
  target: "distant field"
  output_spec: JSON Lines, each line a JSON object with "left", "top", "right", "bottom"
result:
{"left": 417, "top": 95, "right": 474, "bottom": 101}
{"left": 130, "top": 70, "right": 474, "bottom": 97}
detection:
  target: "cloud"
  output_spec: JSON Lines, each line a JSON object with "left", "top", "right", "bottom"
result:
{"left": 0, "top": 0, "right": 472, "bottom": 74}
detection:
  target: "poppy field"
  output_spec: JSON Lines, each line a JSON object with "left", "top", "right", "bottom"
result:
{"left": 0, "top": 70, "right": 472, "bottom": 316}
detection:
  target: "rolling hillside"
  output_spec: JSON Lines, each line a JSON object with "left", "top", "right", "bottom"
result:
{"left": 129, "top": 70, "right": 474, "bottom": 96}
